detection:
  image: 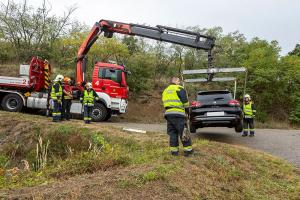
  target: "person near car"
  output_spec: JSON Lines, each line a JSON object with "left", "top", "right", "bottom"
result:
{"left": 162, "top": 77, "right": 193, "bottom": 157}
{"left": 50, "top": 74, "right": 64, "bottom": 122}
{"left": 80, "top": 82, "right": 99, "bottom": 124}
{"left": 62, "top": 77, "right": 73, "bottom": 121}
{"left": 242, "top": 94, "right": 257, "bottom": 137}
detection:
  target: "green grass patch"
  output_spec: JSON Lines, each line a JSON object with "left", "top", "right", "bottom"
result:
{"left": 0, "top": 112, "right": 299, "bottom": 200}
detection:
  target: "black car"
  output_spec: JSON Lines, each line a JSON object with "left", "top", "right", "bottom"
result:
{"left": 189, "top": 90, "right": 243, "bottom": 133}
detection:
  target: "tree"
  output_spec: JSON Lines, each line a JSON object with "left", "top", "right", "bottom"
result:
{"left": 0, "top": 0, "right": 76, "bottom": 60}
{"left": 288, "top": 44, "right": 300, "bottom": 56}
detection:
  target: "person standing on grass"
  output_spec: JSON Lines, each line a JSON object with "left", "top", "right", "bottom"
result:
{"left": 242, "top": 94, "right": 257, "bottom": 137}
{"left": 162, "top": 77, "right": 193, "bottom": 157}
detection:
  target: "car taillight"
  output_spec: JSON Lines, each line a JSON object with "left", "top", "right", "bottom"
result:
{"left": 228, "top": 99, "right": 240, "bottom": 106}
{"left": 191, "top": 101, "right": 201, "bottom": 107}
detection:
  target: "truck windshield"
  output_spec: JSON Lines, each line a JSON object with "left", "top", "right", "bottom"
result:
{"left": 98, "top": 68, "right": 122, "bottom": 83}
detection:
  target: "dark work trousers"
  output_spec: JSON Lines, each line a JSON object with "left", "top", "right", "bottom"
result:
{"left": 166, "top": 115, "right": 192, "bottom": 152}
{"left": 84, "top": 105, "right": 93, "bottom": 123}
{"left": 62, "top": 99, "right": 72, "bottom": 120}
{"left": 52, "top": 101, "right": 61, "bottom": 122}
{"left": 243, "top": 118, "right": 255, "bottom": 135}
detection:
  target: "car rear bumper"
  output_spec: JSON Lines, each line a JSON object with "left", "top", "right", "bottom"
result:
{"left": 191, "top": 115, "right": 242, "bottom": 127}
{"left": 194, "top": 116, "right": 236, "bottom": 122}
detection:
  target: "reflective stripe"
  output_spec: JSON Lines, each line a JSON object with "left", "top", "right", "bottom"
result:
{"left": 84, "top": 117, "right": 92, "bottom": 120}
{"left": 183, "top": 146, "right": 193, "bottom": 152}
{"left": 183, "top": 102, "right": 189, "bottom": 108}
{"left": 165, "top": 111, "right": 186, "bottom": 116}
{"left": 52, "top": 112, "right": 61, "bottom": 116}
{"left": 166, "top": 106, "right": 185, "bottom": 109}
{"left": 64, "top": 96, "right": 72, "bottom": 100}
{"left": 163, "top": 100, "right": 182, "bottom": 103}
{"left": 170, "top": 146, "right": 179, "bottom": 152}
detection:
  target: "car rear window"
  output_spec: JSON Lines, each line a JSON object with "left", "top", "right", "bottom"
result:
{"left": 197, "top": 92, "right": 233, "bottom": 102}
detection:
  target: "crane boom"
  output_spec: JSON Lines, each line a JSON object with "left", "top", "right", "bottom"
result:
{"left": 76, "top": 19, "right": 215, "bottom": 84}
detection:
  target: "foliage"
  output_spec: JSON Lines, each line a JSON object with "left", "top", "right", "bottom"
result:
{"left": 0, "top": 0, "right": 78, "bottom": 61}
{"left": 1, "top": 0, "right": 300, "bottom": 124}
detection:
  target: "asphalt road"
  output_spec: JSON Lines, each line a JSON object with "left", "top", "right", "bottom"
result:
{"left": 105, "top": 122, "right": 300, "bottom": 167}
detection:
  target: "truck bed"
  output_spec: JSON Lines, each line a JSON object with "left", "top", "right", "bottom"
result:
{"left": 0, "top": 76, "right": 31, "bottom": 89}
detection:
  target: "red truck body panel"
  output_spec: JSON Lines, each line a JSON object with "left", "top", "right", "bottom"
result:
{"left": 92, "top": 62, "right": 128, "bottom": 99}
{"left": 0, "top": 57, "right": 50, "bottom": 92}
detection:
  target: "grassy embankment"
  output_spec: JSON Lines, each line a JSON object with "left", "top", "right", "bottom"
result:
{"left": 0, "top": 111, "right": 299, "bottom": 199}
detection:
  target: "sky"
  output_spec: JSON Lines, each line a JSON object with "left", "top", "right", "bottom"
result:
{"left": 7, "top": 0, "right": 300, "bottom": 55}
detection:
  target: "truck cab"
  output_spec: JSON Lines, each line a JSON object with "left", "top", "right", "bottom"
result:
{"left": 87, "top": 62, "right": 129, "bottom": 121}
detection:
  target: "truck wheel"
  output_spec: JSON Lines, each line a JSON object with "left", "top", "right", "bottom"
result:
{"left": 104, "top": 110, "right": 112, "bottom": 121}
{"left": 91, "top": 103, "right": 108, "bottom": 122}
{"left": 189, "top": 123, "right": 197, "bottom": 133}
{"left": 1, "top": 94, "right": 23, "bottom": 112}
{"left": 235, "top": 121, "right": 243, "bottom": 133}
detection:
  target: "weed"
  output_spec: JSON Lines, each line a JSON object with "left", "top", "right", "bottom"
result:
{"left": 140, "top": 171, "right": 158, "bottom": 183}
{"left": 0, "top": 154, "right": 9, "bottom": 168}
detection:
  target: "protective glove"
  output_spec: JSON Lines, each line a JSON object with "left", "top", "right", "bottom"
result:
{"left": 57, "top": 99, "right": 62, "bottom": 104}
{"left": 95, "top": 97, "right": 100, "bottom": 101}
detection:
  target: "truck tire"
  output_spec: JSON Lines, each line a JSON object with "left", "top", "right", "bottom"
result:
{"left": 104, "top": 110, "right": 112, "bottom": 121}
{"left": 91, "top": 103, "right": 108, "bottom": 122}
{"left": 1, "top": 93, "right": 23, "bottom": 112}
{"left": 235, "top": 121, "right": 243, "bottom": 133}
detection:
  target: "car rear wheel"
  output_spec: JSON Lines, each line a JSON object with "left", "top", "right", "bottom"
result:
{"left": 235, "top": 121, "right": 243, "bottom": 133}
{"left": 189, "top": 123, "right": 197, "bottom": 133}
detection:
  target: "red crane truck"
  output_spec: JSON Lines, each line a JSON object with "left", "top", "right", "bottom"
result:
{"left": 0, "top": 19, "right": 215, "bottom": 121}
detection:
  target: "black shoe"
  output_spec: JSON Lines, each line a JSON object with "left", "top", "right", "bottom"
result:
{"left": 184, "top": 150, "right": 194, "bottom": 157}
{"left": 171, "top": 151, "right": 179, "bottom": 156}
{"left": 242, "top": 133, "right": 248, "bottom": 137}
{"left": 249, "top": 134, "right": 255, "bottom": 137}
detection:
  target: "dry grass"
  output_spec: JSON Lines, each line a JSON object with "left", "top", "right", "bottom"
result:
{"left": 0, "top": 111, "right": 299, "bottom": 199}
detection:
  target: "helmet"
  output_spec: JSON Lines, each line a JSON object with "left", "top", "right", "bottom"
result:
{"left": 244, "top": 94, "right": 250, "bottom": 99}
{"left": 55, "top": 74, "right": 64, "bottom": 82}
{"left": 64, "top": 77, "right": 71, "bottom": 84}
{"left": 86, "top": 82, "right": 92, "bottom": 89}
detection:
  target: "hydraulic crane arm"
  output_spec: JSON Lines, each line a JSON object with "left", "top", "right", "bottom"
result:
{"left": 76, "top": 19, "right": 215, "bottom": 84}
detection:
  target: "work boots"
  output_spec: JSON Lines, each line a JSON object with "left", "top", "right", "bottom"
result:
{"left": 184, "top": 150, "right": 194, "bottom": 157}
